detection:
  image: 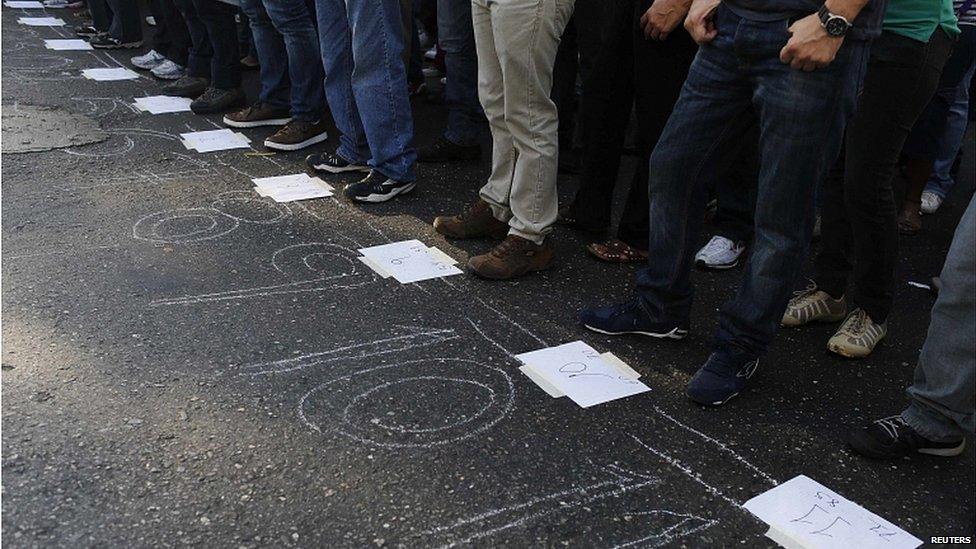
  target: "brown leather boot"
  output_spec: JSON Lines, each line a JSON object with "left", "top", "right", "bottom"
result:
{"left": 468, "top": 235, "right": 553, "bottom": 279}
{"left": 433, "top": 199, "right": 509, "bottom": 240}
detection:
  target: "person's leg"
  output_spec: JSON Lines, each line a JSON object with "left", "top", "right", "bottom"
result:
{"left": 487, "top": 0, "right": 575, "bottom": 244}
{"left": 812, "top": 153, "right": 854, "bottom": 299}
{"left": 88, "top": 0, "right": 111, "bottom": 32}
{"left": 926, "top": 63, "right": 975, "bottom": 201}
{"left": 567, "top": 0, "right": 636, "bottom": 233}
{"left": 841, "top": 30, "right": 953, "bottom": 326}
{"left": 172, "top": 0, "right": 212, "bottom": 80}
{"left": 105, "top": 0, "right": 142, "bottom": 43}
{"left": 633, "top": 5, "right": 755, "bottom": 326}
{"left": 191, "top": 0, "right": 242, "bottom": 89}
{"left": 148, "top": 0, "right": 174, "bottom": 58}
{"left": 902, "top": 196, "right": 976, "bottom": 441}
{"left": 710, "top": 129, "right": 758, "bottom": 245}
{"left": 157, "top": 0, "right": 190, "bottom": 66}
{"left": 474, "top": 0, "right": 516, "bottom": 223}
{"left": 239, "top": 0, "right": 290, "bottom": 109}
{"left": 712, "top": 18, "right": 870, "bottom": 360}
{"left": 616, "top": 16, "right": 698, "bottom": 251}
{"left": 345, "top": 0, "right": 417, "bottom": 182}
{"left": 262, "top": 0, "right": 325, "bottom": 121}
{"left": 315, "top": 0, "right": 370, "bottom": 165}
{"left": 551, "top": 14, "right": 579, "bottom": 155}
{"left": 438, "top": 0, "right": 482, "bottom": 147}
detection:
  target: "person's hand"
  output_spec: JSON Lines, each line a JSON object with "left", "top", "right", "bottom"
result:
{"left": 780, "top": 13, "right": 844, "bottom": 71}
{"left": 683, "top": 0, "right": 720, "bottom": 44}
{"left": 640, "top": 0, "right": 692, "bottom": 41}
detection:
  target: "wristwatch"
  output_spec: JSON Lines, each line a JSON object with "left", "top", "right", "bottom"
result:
{"left": 818, "top": 4, "right": 852, "bottom": 37}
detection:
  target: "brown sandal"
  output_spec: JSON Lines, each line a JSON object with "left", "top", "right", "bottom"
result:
{"left": 586, "top": 239, "right": 649, "bottom": 264}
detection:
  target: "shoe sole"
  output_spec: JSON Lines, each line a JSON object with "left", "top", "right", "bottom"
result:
{"left": 695, "top": 258, "right": 739, "bottom": 270}
{"left": 582, "top": 324, "right": 688, "bottom": 340}
{"left": 264, "top": 131, "right": 329, "bottom": 152}
{"left": 223, "top": 116, "right": 292, "bottom": 129}
{"left": 827, "top": 342, "right": 876, "bottom": 359}
{"left": 190, "top": 100, "right": 246, "bottom": 115}
{"left": 310, "top": 162, "right": 371, "bottom": 174}
{"left": 687, "top": 390, "right": 740, "bottom": 407}
{"left": 151, "top": 71, "right": 186, "bottom": 81}
{"left": 349, "top": 182, "right": 416, "bottom": 203}
{"left": 918, "top": 439, "right": 966, "bottom": 457}
{"left": 132, "top": 62, "right": 164, "bottom": 70}
{"left": 92, "top": 42, "right": 142, "bottom": 49}
{"left": 432, "top": 220, "right": 508, "bottom": 241}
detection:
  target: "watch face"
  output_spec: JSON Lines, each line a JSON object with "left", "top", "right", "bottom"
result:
{"left": 826, "top": 17, "right": 848, "bottom": 36}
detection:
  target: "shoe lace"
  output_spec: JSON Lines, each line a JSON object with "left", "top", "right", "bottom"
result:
{"left": 198, "top": 87, "right": 222, "bottom": 102}
{"left": 702, "top": 235, "right": 733, "bottom": 256}
{"left": 457, "top": 200, "right": 486, "bottom": 223}
{"left": 491, "top": 236, "right": 526, "bottom": 258}
{"left": 789, "top": 282, "right": 820, "bottom": 306}
{"left": 842, "top": 309, "right": 868, "bottom": 334}
{"left": 875, "top": 415, "right": 909, "bottom": 440}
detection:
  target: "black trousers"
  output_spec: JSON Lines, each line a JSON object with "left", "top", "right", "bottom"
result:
{"left": 173, "top": 0, "right": 241, "bottom": 88}
{"left": 149, "top": 0, "right": 191, "bottom": 66}
{"left": 815, "top": 29, "right": 954, "bottom": 323}
{"left": 89, "top": 0, "right": 142, "bottom": 43}
{"left": 551, "top": 0, "right": 606, "bottom": 151}
{"left": 567, "top": 0, "right": 696, "bottom": 249}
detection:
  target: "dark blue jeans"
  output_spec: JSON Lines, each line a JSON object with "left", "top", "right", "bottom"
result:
{"left": 316, "top": 0, "right": 417, "bottom": 182}
{"left": 634, "top": 5, "right": 868, "bottom": 359}
{"left": 238, "top": 0, "right": 324, "bottom": 122}
{"left": 438, "top": 0, "right": 482, "bottom": 147}
{"left": 174, "top": 0, "right": 241, "bottom": 88}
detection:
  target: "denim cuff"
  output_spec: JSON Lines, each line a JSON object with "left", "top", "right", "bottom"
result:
{"left": 902, "top": 402, "right": 965, "bottom": 442}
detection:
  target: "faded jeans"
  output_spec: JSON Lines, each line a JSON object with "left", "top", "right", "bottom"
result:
{"left": 239, "top": 0, "right": 324, "bottom": 122}
{"left": 902, "top": 196, "right": 976, "bottom": 442}
{"left": 315, "top": 0, "right": 417, "bottom": 182}
{"left": 474, "top": 0, "right": 576, "bottom": 245}
{"left": 634, "top": 4, "right": 869, "bottom": 359}
{"left": 438, "top": 0, "right": 483, "bottom": 147}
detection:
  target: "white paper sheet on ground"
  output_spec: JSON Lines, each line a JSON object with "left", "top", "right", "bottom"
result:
{"left": 358, "top": 240, "right": 462, "bottom": 284}
{"left": 133, "top": 95, "right": 192, "bottom": 114}
{"left": 514, "top": 341, "right": 650, "bottom": 408}
{"left": 82, "top": 67, "right": 140, "bottom": 81}
{"left": 520, "top": 352, "right": 640, "bottom": 398}
{"left": 44, "top": 39, "right": 93, "bottom": 50}
{"left": 252, "top": 174, "right": 333, "bottom": 202}
{"left": 6, "top": 2, "right": 45, "bottom": 8}
{"left": 180, "top": 129, "right": 251, "bottom": 153}
{"left": 743, "top": 475, "right": 922, "bottom": 549}
{"left": 18, "top": 16, "right": 65, "bottom": 25}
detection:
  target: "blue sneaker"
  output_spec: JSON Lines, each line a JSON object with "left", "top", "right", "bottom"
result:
{"left": 579, "top": 298, "right": 689, "bottom": 339}
{"left": 686, "top": 352, "right": 759, "bottom": 406}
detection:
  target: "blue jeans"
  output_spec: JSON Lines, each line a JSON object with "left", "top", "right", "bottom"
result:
{"left": 634, "top": 4, "right": 868, "bottom": 359}
{"left": 902, "top": 196, "right": 976, "bottom": 441}
{"left": 438, "top": 0, "right": 483, "bottom": 147}
{"left": 315, "top": 0, "right": 417, "bottom": 182}
{"left": 239, "top": 0, "right": 324, "bottom": 122}
{"left": 926, "top": 61, "right": 975, "bottom": 199}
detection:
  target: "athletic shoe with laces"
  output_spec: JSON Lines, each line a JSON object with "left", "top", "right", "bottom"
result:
{"left": 162, "top": 75, "right": 209, "bottom": 98}
{"left": 131, "top": 49, "right": 166, "bottom": 70}
{"left": 686, "top": 351, "right": 759, "bottom": 406}
{"left": 189, "top": 87, "right": 245, "bottom": 115}
{"left": 223, "top": 103, "right": 291, "bottom": 128}
{"left": 579, "top": 298, "right": 689, "bottom": 339}
{"left": 920, "top": 191, "right": 943, "bottom": 215}
{"left": 264, "top": 119, "right": 329, "bottom": 152}
{"left": 74, "top": 25, "right": 100, "bottom": 37}
{"left": 43, "top": 0, "right": 83, "bottom": 8}
{"left": 305, "top": 151, "right": 370, "bottom": 174}
{"left": 781, "top": 283, "right": 847, "bottom": 327}
{"left": 827, "top": 308, "right": 886, "bottom": 358}
{"left": 848, "top": 415, "right": 965, "bottom": 459}
{"left": 89, "top": 34, "right": 142, "bottom": 49}
{"left": 344, "top": 171, "right": 415, "bottom": 203}
{"left": 150, "top": 59, "right": 186, "bottom": 80}
{"left": 695, "top": 235, "right": 746, "bottom": 270}
{"left": 468, "top": 235, "right": 554, "bottom": 280}
{"left": 433, "top": 199, "right": 509, "bottom": 240}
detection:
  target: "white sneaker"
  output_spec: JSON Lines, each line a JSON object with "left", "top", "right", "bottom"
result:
{"left": 695, "top": 235, "right": 745, "bottom": 270}
{"left": 131, "top": 49, "right": 167, "bottom": 70}
{"left": 150, "top": 59, "right": 186, "bottom": 80}
{"left": 145, "top": 15, "right": 156, "bottom": 26}
{"left": 424, "top": 46, "right": 437, "bottom": 60}
{"left": 920, "top": 191, "right": 943, "bottom": 215}
{"left": 42, "top": 0, "right": 81, "bottom": 7}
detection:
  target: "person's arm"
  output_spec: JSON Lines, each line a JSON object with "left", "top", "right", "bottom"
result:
{"left": 779, "top": 0, "right": 871, "bottom": 71}
{"left": 640, "top": 0, "right": 693, "bottom": 41}
{"left": 683, "top": 0, "right": 721, "bottom": 44}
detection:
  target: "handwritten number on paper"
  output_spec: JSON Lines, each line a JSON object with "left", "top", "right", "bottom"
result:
{"left": 815, "top": 491, "right": 840, "bottom": 508}
{"left": 790, "top": 504, "right": 829, "bottom": 525}
{"left": 810, "top": 516, "right": 852, "bottom": 538}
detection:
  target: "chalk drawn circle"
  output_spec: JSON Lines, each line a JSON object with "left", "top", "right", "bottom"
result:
{"left": 132, "top": 208, "right": 239, "bottom": 244}
{"left": 299, "top": 358, "right": 515, "bottom": 449}
{"left": 64, "top": 135, "right": 135, "bottom": 157}
{"left": 210, "top": 191, "right": 291, "bottom": 225}
{"left": 271, "top": 243, "right": 360, "bottom": 280}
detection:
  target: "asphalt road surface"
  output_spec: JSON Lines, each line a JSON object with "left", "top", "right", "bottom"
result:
{"left": 2, "top": 6, "right": 974, "bottom": 548}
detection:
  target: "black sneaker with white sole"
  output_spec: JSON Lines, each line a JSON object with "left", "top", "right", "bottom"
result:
{"left": 305, "top": 151, "right": 370, "bottom": 174}
{"left": 848, "top": 415, "right": 966, "bottom": 459}
{"left": 344, "top": 171, "right": 416, "bottom": 203}
{"left": 89, "top": 34, "right": 142, "bottom": 49}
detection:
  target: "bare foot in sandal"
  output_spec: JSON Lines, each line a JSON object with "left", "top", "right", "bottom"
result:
{"left": 586, "top": 239, "right": 648, "bottom": 264}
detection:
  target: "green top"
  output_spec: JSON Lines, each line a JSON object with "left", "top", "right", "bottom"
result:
{"left": 883, "top": 0, "right": 961, "bottom": 42}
